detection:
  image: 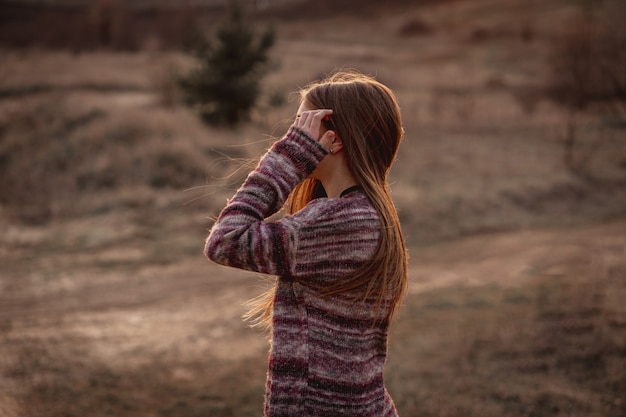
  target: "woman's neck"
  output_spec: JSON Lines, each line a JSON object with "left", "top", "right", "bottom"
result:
{"left": 319, "top": 161, "right": 358, "bottom": 198}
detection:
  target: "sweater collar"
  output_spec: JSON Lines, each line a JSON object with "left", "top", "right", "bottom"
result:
{"left": 340, "top": 185, "right": 362, "bottom": 198}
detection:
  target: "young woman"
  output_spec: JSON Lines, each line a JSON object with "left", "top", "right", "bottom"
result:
{"left": 205, "top": 71, "right": 408, "bottom": 416}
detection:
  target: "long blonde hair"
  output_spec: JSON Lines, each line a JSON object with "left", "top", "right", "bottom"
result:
{"left": 247, "top": 71, "right": 408, "bottom": 326}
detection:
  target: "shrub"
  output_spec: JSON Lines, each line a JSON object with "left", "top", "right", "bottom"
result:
{"left": 397, "top": 17, "right": 434, "bottom": 38}
{"left": 546, "top": 2, "right": 626, "bottom": 178}
{"left": 546, "top": 4, "right": 626, "bottom": 111}
{"left": 179, "top": 0, "right": 276, "bottom": 127}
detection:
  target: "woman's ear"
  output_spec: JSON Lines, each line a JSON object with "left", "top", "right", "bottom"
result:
{"left": 329, "top": 134, "right": 344, "bottom": 154}
{"left": 319, "top": 130, "right": 340, "bottom": 153}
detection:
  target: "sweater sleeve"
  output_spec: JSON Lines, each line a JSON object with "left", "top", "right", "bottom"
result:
{"left": 204, "top": 127, "right": 328, "bottom": 276}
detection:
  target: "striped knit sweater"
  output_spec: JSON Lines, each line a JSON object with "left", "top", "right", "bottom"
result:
{"left": 205, "top": 127, "right": 399, "bottom": 417}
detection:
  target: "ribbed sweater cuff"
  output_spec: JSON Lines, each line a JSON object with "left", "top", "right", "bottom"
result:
{"left": 270, "top": 126, "right": 328, "bottom": 177}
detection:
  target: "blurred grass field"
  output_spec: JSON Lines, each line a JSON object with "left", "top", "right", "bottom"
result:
{"left": 1, "top": 0, "right": 625, "bottom": 416}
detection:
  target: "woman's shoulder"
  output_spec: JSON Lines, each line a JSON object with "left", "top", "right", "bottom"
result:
{"left": 297, "top": 190, "right": 378, "bottom": 226}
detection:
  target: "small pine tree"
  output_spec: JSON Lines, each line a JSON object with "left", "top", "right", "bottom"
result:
{"left": 179, "top": 0, "right": 276, "bottom": 127}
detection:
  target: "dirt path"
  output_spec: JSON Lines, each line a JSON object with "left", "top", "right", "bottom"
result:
{"left": 408, "top": 219, "right": 626, "bottom": 295}
{"left": 1, "top": 218, "right": 625, "bottom": 417}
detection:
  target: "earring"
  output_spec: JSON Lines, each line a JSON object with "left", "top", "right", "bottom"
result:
{"left": 329, "top": 147, "right": 334, "bottom": 154}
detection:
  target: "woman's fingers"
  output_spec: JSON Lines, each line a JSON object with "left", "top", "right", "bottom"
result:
{"left": 294, "top": 109, "right": 333, "bottom": 141}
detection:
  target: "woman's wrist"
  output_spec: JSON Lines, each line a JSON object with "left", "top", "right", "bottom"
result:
{"left": 269, "top": 127, "right": 328, "bottom": 175}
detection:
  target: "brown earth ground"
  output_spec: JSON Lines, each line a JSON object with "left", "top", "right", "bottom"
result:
{"left": 1, "top": 218, "right": 625, "bottom": 416}
{"left": 1, "top": 0, "right": 626, "bottom": 416}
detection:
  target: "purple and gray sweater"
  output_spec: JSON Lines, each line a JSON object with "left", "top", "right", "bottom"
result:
{"left": 205, "top": 127, "right": 398, "bottom": 416}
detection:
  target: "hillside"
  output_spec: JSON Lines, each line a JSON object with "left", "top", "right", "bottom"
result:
{"left": 1, "top": 0, "right": 625, "bottom": 416}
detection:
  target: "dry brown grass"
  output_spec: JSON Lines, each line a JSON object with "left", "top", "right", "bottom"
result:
{"left": 1, "top": 221, "right": 624, "bottom": 417}
{"left": 389, "top": 222, "right": 626, "bottom": 416}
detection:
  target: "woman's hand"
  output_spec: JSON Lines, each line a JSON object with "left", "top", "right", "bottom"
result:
{"left": 293, "top": 109, "right": 335, "bottom": 152}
